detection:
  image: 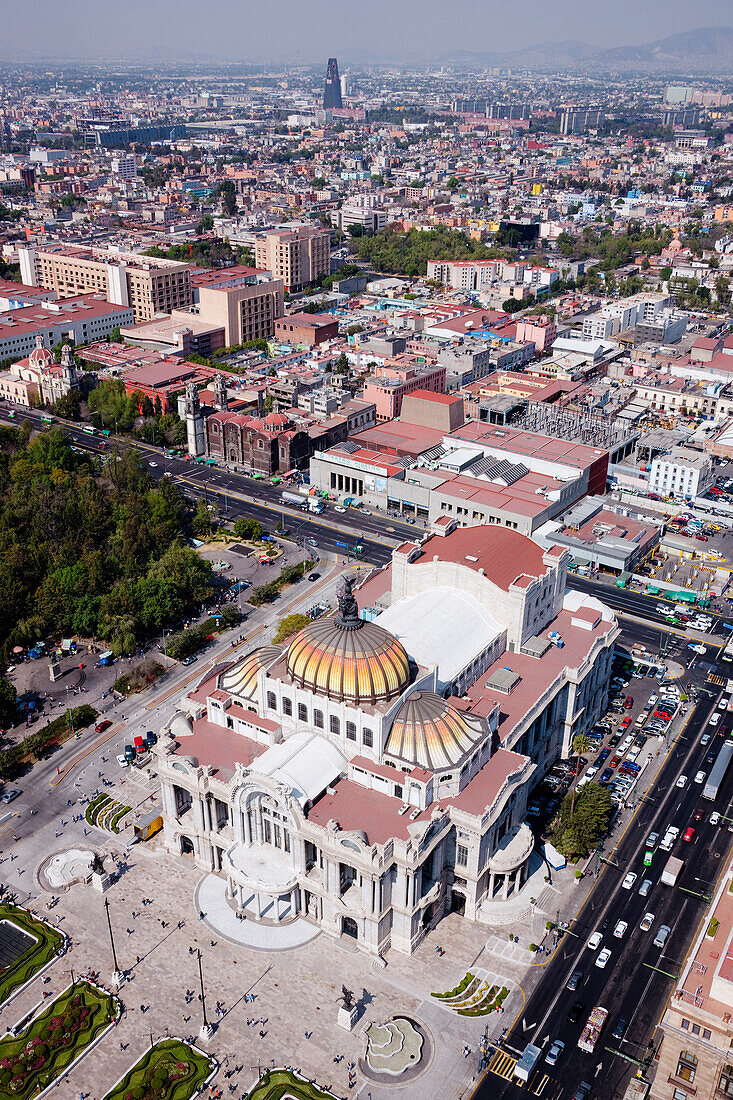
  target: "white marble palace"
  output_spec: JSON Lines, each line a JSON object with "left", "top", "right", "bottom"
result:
{"left": 155, "top": 519, "right": 617, "bottom": 957}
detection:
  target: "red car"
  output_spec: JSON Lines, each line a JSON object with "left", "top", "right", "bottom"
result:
{"left": 624, "top": 696, "right": 634, "bottom": 709}
{"left": 696, "top": 535, "right": 709, "bottom": 543}
{"left": 94, "top": 720, "right": 112, "bottom": 734}
{"left": 609, "top": 755, "right": 621, "bottom": 768}
{"left": 693, "top": 809, "right": 703, "bottom": 821}
{"left": 683, "top": 827, "right": 695, "bottom": 843}
{"left": 621, "top": 716, "right": 632, "bottom": 727}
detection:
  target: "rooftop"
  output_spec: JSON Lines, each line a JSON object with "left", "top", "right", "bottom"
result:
{"left": 405, "top": 525, "right": 550, "bottom": 591}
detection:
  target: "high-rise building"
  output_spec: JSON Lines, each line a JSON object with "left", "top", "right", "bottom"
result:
{"left": 323, "top": 57, "right": 343, "bottom": 110}
{"left": 254, "top": 226, "right": 331, "bottom": 293}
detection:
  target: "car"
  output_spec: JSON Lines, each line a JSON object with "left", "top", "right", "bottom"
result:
{"left": 707, "top": 751, "right": 716, "bottom": 764}
{"left": 654, "top": 924, "right": 671, "bottom": 948}
{"left": 307, "top": 537, "right": 318, "bottom": 547}
{"left": 0, "top": 789, "right": 21, "bottom": 803}
{"left": 308, "top": 572, "right": 321, "bottom": 582}
{"left": 693, "top": 808, "right": 703, "bottom": 821}
{"left": 585, "top": 765, "right": 599, "bottom": 779}
{"left": 697, "top": 534, "right": 709, "bottom": 542}
{"left": 613, "top": 920, "right": 628, "bottom": 939}
{"left": 676, "top": 775, "right": 687, "bottom": 789}
{"left": 595, "top": 947, "right": 612, "bottom": 969}
{"left": 600, "top": 768, "right": 614, "bottom": 783}
{"left": 334, "top": 506, "right": 346, "bottom": 513}
{"left": 545, "top": 1039, "right": 565, "bottom": 1066}
{"left": 566, "top": 969, "right": 583, "bottom": 991}
{"left": 148, "top": 461, "right": 157, "bottom": 468}
{"left": 609, "top": 755, "right": 621, "bottom": 768}
{"left": 94, "top": 719, "right": 112, "bottom": 733}
{"left": 646, "top": 832, "right": 659, "bottom": 849}
{"left": 684, "top": 827, "right": 696, "bottom": 843}
{"left": 567, "top": 1000, "right": 586, "bottom": 1024}
{"left": 622, "top": 872, "right": 637, "bottom": 890}
{"left": 711, "top": 812, "right": 721, "bottom": 826}
{"left": 116, "top": 754, "right": 129, "bottom": 768}
{"left": 640, "top": 912, "right": 655, "bottom": 932}
{"left": 620, "top": 716, "right": 632, "bottom": 727}
{"left": 572, "top": 1084, "right": 592, "bottom": 1100}
{"left": 711, "top": 713, "right": 721, "bottom": 727}
{"left": 586, "top": 931, "right": 603, "bottom": 951}
{"left": 625, "top": 696, "right": 634, "bottom": 708}
{"left": 612, "top": 1016, "right": 629, "bottom": 1040}
{"left": 694, "top": 770, "right": 706, "bottom": 784}
{"left": 639, "top": 878, "right": 653, "bottom": 897}
{"left": 701, "top": 734, "right": 711, "bottom": 745}
{"left": 181, "top": 655, "right": 198, "bottom": 666}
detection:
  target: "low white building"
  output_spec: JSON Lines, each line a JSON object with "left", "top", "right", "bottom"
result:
{"left": 649, "top": 447, "right": 714, "bottom": 499}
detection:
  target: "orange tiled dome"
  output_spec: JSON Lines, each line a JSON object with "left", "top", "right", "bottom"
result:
{"left": 285, "top": 576, "right": 410, "bottom": 705}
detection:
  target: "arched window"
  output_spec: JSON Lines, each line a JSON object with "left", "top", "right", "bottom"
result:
{"left": 282, "top": 697, "right": 292, "bottom": 716}
{"left": 346, "top": 721, "right": 356, "bottom": 740}
{"left": 313, "top": 709, "right": 323, "bottom": 728}
{"left": 267, "top": 691, "right": 276, "bottom": 710}
{"left": 362, "top": 728, "right": 373, "bottom": 747}
{"left": 330, "top": 715, "right": 340, "bottom": 735}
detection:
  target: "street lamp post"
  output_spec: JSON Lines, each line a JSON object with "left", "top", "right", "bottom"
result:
{"left": 103, "top": 897, "right": 125, "bottom": 988}
{"left": 196, "top": 949, "right": 214, "bottom": 1041}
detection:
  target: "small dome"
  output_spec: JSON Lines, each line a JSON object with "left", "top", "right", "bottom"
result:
{"left": 29, "top": 335, "right": 53, "bottom": 368}
{"left": 385, "top": 691, "right": 487, "bottom": 771}
{"left": 219, "top": 645, "right": 283, "bottom": 701}
{"left": 286, "top": 576, "right": 410, "bottom": 705}
{"left": 169, "top": 713, "right": 193, "bottom": 740}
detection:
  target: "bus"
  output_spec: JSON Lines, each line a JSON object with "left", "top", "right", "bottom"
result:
{"left": 615, "top": 571, "right": 632, "bottom": 589}
{"left": 40, "top": 413, "right": 55, "bottom": 424}
{"left": 578, "top": 1006, "right": 608, "bottom": 1054}
{"left": 721, "top": 636, "right": 733, "bottom": 664}
{"left": 82, "top": 425, "right": 97, "bottom": 436}
{"left": 703, "top": 740, "right": 733, "bottom": 801}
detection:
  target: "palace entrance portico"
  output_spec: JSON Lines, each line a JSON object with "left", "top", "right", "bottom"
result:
{"left": 223, "top": 842, "right": 300, "bottom": 924}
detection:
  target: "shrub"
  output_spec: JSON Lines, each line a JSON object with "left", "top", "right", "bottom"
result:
{"left": 529, "top": 943, "right": 537, "bottom": 952}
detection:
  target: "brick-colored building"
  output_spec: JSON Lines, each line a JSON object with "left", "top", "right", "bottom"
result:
{"left": 363, "top": 361, "right": 447, "bottom": 421}
{"left": 274, "top": 312, "right": 339, "bottom": 348}
{"left": 206, "top": 410, "right": 311, "bottom": 475}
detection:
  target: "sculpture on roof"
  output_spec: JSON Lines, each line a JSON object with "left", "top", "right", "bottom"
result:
{"left": 336, "top": 575, "right": 361, "bottom": 630}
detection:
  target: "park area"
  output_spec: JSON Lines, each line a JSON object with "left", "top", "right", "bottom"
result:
{"left": 0, "top": 980, "right": 118, "bottom": 1099}
{"left": 0, "top": 903, "right": 64, "bottom": 1008}
{"left": 102, "top": 1038, "right": 213, "bottom": 1100}
{"left": 245, "top": 1069, "right": 333, "bottom": 1100}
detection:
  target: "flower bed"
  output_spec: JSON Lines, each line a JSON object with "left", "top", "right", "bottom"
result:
{"left": 457, "top": 985, "right": 510, "bottom": 1017}
{"left": 85, "top": 793, "right": 110, "bottom": 827}
{"left": 0, "top": 904, "right": 64, "bottom": 1009}
{"left": 431, "top": 972, "right": 474, "bottom": 1000}
{"left": 0, "top": 981, "right": 117, "bottom": 1100}
{"left": 86, "top": 796, "right": 131, "bottom": 834}
{"left": 102, "top": 1039, "right": 213, "bottom": 1100}
{"left": 245, "top": 1070, "right": 332, "bottom": 1100}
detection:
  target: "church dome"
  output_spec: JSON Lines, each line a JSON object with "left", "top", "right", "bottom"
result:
{"left": 29, "top": 335, "right": 54, "bottom": 368}
{"left": 385, "top": 691, "right": 487, "bottom": 771}
{"left": 286, "top": 577, "right": 410, "bottom": 705}
{"left": 219, "top": 645, "right": 283, "bottom": 701}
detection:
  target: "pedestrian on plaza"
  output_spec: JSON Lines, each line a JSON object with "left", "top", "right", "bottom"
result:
{"left": 199, "top": 910, "right": 205, "bottom": 920}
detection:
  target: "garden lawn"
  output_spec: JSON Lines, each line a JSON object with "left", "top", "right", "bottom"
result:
{"left": 0, "top": 981, "right": 117, "bottom": 1100}
{"left": 246, "top": 1069, "right": 333, "bottom": 1100}
{"left": 102, "top": 1039, "right": 213, "bottom": 1100}
{"left": 0, "top": 904, "right": 63, "bottom": 1009}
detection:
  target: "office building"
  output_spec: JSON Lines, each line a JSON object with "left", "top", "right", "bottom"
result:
{"left": 18, "top": 244, "right": 192, "bottom": 323}
{"left": 323, "top": 58, "right": 343, "bottom": 110}
{"left": 173, "top": 266, "right": 284, "bottom": 346}
{"left": 254, "top": 226, "right": 331, "bottom": 293}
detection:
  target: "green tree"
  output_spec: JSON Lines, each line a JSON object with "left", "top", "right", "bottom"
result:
{"left": 273, "top": 613, "right": 310, "bottom": 644}
{"left": 554, "top": 782, "right": 613, "bottom": 858}
{"left": 192, "top": 498, "right": 215, "bottom": 540}
{"left": 232, "top": 517, "right": 264, "bottom": 541}
{"left": 54, "top": 390, "right": 82, "bottom": 420}
{"left": 569, "top": 733, "right": 591, "bottom": 818}
{"left": 335, "top": 352, "right": 349, "bottom": 374}
{"left": 197, "top": 215, "right": 214, "bottom": 233}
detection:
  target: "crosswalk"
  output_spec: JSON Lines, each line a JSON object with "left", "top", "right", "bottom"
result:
{"left": 486, "top": 1050, "right": 556, "bottom": 1095}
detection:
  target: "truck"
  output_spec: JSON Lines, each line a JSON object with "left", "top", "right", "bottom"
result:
{"left": 661, "top": 855, "right": 684, "bottom": 887}
{"left": 578, "top": 1006, "right": 608, "bottom": 1054}
{"left": 513, "top": 1043, "right": 542, "bottom": 1083}
{"left": 281, "top": 491, "right": 304, "bottom": 507}
{"left": 306, "top": 497, "right": 324, "bottom": 513}
{"left": 134, "top": 810, "right": 163, "bottom": 842}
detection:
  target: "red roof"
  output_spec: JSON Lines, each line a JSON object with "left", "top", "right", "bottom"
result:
{"left": 409, "top": 525, "right": 550, "bottom": 591}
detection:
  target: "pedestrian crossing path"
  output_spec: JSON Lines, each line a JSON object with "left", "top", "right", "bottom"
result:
{"left": 486, "top": 1049, "right": 553, "bottom": 1094}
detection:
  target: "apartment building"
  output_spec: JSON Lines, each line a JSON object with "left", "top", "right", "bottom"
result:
{"left": 363, "top": 361, "right": 447, "bottom": 421}
{"left": 254, "top": 226, "right": 331, "bottom": 292}
{"left": 18, "top": 244, "right": 192, "bottom": 323}
{"left": 172, "top": 266, "right": 284, "bottom": 345}
{"left": 581, "top": 294, "right": 673, "bottom": 342}
{"left": 649, "top": 448, "right": 714, "bottom": 499}
{"left": 652, "top": 853, "right": 733, "bottom": 1100}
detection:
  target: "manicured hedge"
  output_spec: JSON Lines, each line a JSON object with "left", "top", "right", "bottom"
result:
{"left": 102, "top": 1039, "right": 213, "bottom": 1100}
{"left": 246, "top": 1071, "right": 332, "bottom": 1100}
{"left": 0, "top": 981, "right": 117, "bottom": 1099}
{"left": 0, "top": 903, "right": 64, "bottom": 1008}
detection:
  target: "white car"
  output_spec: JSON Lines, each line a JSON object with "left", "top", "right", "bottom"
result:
{"left": 694, "top": 770, "right": 706, "bottom": 784}
{"left": 622, "top": 872, "right": 637, "bottom": 890}
{"left": 701, "top": 734, "right": 711, "bottom": 745}
{"left": 676, "top": 775, "right": 687, "bottom": 789}
{"left": 710, "top": 812, "right": 721, "bottom": 826}
{"left": 613, "top": 920, "right": 628, "bottom": 939}
{"left": 545, "top": 1039, "right": 565, "bottom": 1067}
{"left": 586, "top": 931, "right": 603, "bottom": 951}
{"left": 595, "top": 947, "right": 612, "bottom": 969}
{"left": 148, "top": 461, "right": 158, "bottom": 468}
{"left": 585, "top": 765, "right": 599, "bottom": 779}
{"left": 720, "top": 698, "right": 730, "bottom": 710}
{"left": 116, "top": 754, "right": 129, "bottom": 768}
{"left": 710, "top": 713, "right": 721, "bottom": 727}
{"left": 334, "top": 506, "right": 346, "bottom": 513}
{"left": 640, "top": 912, "right": 655, "bottom": 932}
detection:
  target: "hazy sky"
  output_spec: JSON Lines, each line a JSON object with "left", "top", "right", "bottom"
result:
{"left": 2, "top": 0, "right": 732, "bottom": 62}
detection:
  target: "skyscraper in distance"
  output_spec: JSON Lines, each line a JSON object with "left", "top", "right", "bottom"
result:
{"left": 323, "top": 58, "right": 342, "bottom": 109}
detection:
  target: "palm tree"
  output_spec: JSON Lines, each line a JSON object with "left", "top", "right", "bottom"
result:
{"left": 569, "top": 733, "right": 592, "bottom": 818}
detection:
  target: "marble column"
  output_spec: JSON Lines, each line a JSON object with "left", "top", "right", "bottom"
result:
{"left": 502, "top": 872, "right": 510, "bottom": 900}
{"left": 253, "top": 892, "right": 262, "bottom": 921}
{"left": 488, "top": 870, "right": 496, "bottom": 899}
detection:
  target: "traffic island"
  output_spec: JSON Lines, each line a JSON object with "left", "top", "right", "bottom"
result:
{"left": 0, "top": 903, "right": 64, "bottom": 1009}
{"left": 101, "top": 1038, "right": 215, "bottom": 1100}
{"left": 0, "top": 980, "right": 118, "bottom": 1099}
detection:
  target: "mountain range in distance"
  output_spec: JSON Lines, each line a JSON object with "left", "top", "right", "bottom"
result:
{"left": 438, "top": 26, "right": 733, "bottom": 74}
